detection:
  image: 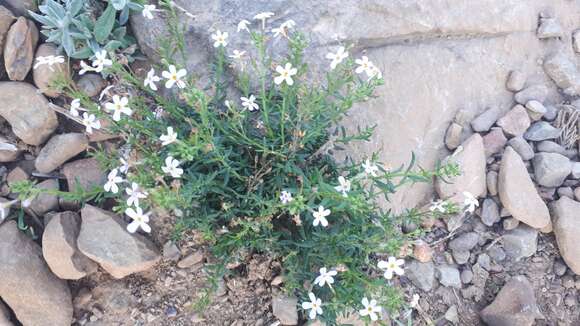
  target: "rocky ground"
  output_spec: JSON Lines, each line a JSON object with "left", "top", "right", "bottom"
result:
{"left": 0, "top": 0, "right": 580, "bottom": 326}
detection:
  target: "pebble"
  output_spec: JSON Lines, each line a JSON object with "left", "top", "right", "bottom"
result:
{"left": 444, "top": 122, "right": 463, "bottom": 150}
{"left": 536, "top": 140, "right": 567, "bottom": 155}
{"left": 164, "top": 306, "right": 178, "bottom": 318}
{"left": 488, "top": 246, "right": 506, "bottom": 262}
{"left": 480, "top": 198, "right": 500, "bottom": 226}
{"left": 553, "top": 260, "right": 568, "bottom": 276}
{"left": 486, "top": 171, "right": 498, "bottom": 196}
{"left": 507, "top": 136, "right": 534, "bottom": 161}
{"left": 525, "top": 100, "right": 547, "bottom": 121}
{"left": 4, "top": 17, "right": 38, "bottom": 80}
{"left": 27, "top": 179, "right": 59, "bottom": 216}
{"left": 571, "top": 162, "right": 580, "bottom": 179}
{"left": 177, "top": 251, "right": 204, "bottom": 269}
{"left": 514, "top": 85, "right": 548, "bottom": 105}
{"left": 476, "top": 253, "right": 492, "bottom": 271}
{"left": 496, "top": 105, "right": 531, "bottom": 137}
{"left": 413, "top": 240, "right": 433, "bottom": 263}
{"left": 532, "top": 152, "right": 571, "bottom": 187}
{"left": 562, "top": 275, "right": 575, "bottom": 289}
{"left": 77, "top": 73, "right": 107, "bottom": 97}
{"left": 449, "top": 232, "right": 479, "bottom": 252}
{"left": 0, "top": 135, "right": 20, "bottom": 162}
{"left": 436, "top": 265, "right": 461, "bottom": 289}
{"left": 506, "top": 70, "right": 526, "bottom": 92}
{"left": 503, "top": 217, "right": 520, "bottom": 230}
{"left": 550, "top": 197, "right": 580, "bottom": 274}
{"left": 524, "top": 121, "right": 561, "bottom": 141}
{"left": 483, "top": 127, "right": 507, "bottom": 158}
{"left": 537, "top": 17, "right": 564, "bottom": 39}
{"left": 471, "top": 107, "right": 501, "bottom": 132}
{"left": 543, "top": 52, "right": 580, "bottom": 97}
{"left": 543, "top": 105, "right": 559, "bottom": 121}
{"left": 162, "top": 241, "right": 181, "bottom": 261}
{"left": 557, "top": 187, "right": 574, "bottom": 199}
{"left": 502, "top": 225, "right": 538, "bottom": 261}
{"left": 406, "top": 260, "right": 435, "bottom": 291}
{"left": 564, "top": 294, "right": 577, "bottom": 307}
{"left": 35, "top": 133, "right": 89, "bottom": 173}
{"left": 62, "top": 158, "right": 106, "bottom": 192}
{"left": 452, "top": 250, "right": 470, "bottom": 265}
{"left": 461, "top": 269, "right": 473, "bottom": 284}
{"left": 444, "top": 305, "right": 459, "bottom": 324}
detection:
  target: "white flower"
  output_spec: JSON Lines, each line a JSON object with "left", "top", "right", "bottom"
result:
{"left": 272, "top": 20, "right": 296, "bottom": 38}
{"left": 142, "top": 4, "right": 155, "bottom": 19}
{"left": 274, "top": 63, "right": 297, "bottom": 86}
{"left": 229, "top": 50, "right": 246, "bottom": 60}
{"left": 241, "top": 95, "right": 259, "bottom": 112}
{"left": 367, "top": 65, "right": 382, "bottom": 80}
{"left": 256, "top": 120, "right": 264, "bottom": 129}
{"left": 154, "top": 106, "right": 165, "bottom": 119}
{"left": 162, "top": 156, "right": 184, "bottom": 178}
{"left": 429, "top": 200, "right": 447, "bottom": 213}
{"left": 334, "top": 176, "right": 351, "bottom": 197}
{"left": 160, "top": 126, "right": 178, "bottom": 146}
{"left": 409, "top": 294, "right": 420, "bottom": 309}
{"left": 144, "top": 68, "right": 161, "bottom": 91}
{"left": 377, "top": 257, "right": 405, "bottom": 280}
{"left": 118, "top": 157, "right": 129, "bottom": 174}
{"left": 326, "top": 46, "right": 348, "bottom": 70}
{"left": 162, "top": 65, "right": 187, "bottom": 89}
{"left": 279, "top": 190, "right": 293, "bottom": 204}
{"left": 125, "top": 182, "right": 148, "bottom": 207}
{"left": 79, "top": 60, "right": 96, "bottom": 75}
{"left": 312, "top": 205, "right": 330, "bottom": 227}
{"left": 99, "top": 85, "right": 114, "bottom": 101}
{"left": 301, "top": 292, "right": 323, "bottom": 320}
{"left": 103, "top": 169, "right": 123, "bottom": 194}
{"left": 355, "top": 55, "right": 374, "bottom": 76}
{"left": 362, "top": 159, "right": 379, "bottom": 177}
{"left": 314, "top": 267, "right": 337, "bottom": 288}
{"left": 253, "top": 12, "right": 275, "bottom": 29}
{"left": 463, "top": 191, "right": 479, "bottom": 213}
{"left": 211, "top": 30, "right": 228, "bottom": 48}
{"left": 237, "top": 19, "right": 251, "bottom": 32}
{"left": 105, "top": 95, "right": 132, "bottom": 121}
{"left": 359, "top": 297, "right": 382, "bottom": 321}
{"left": 92, "top": 50, "right": 112, "bottom": 72}
{"left": 125, "top": 207, "right": 151, "bottom": 233}
{"left": 34, "top": 55, "right": 65, "bottom": 71}
{"left": 224, "top": 100, "right": 233, "bottom": 110}
{"left": 70, "top": 99, "right": 82, "bottom": 117}
{"left": 81, "top": 113, "right": 101, "bottom": 134}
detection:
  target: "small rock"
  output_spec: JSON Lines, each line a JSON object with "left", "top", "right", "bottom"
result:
{"left": 177, "top": 251, "right": 204, "bottom": 269}
{"left": 573, "top": 30, "right": 580, "bottom": 53}
{"left": 543, "top": 105, "right": 559, "bottom": 121}
{"left": 503, "top": 217, "right": 520, "bottom": 230}
{"left": 571, "top": 162, "right": 580, "bottom": 179}
{"left": 27, "top": 179, "right": 59, "bottom": 215}
{"left": 6, "top": 166, "right": 28, "bottom": 186}
{"left": 536, "top": 140, "right": 567, "bottom": 155}
{"left": 73, "top": 287, "right": 92, "bottom": 311}
{"left": 165, "top": 306, "right": 178, "bottom": 318}
{"left": 524, "top": 121, "right": 561, "bottom": 141}
{"left": 496, "top": 105, "right": 531, "bottom": 137}
{"left": 449, "top": 232, "right": 479, "bottom": 252}
{"left": 0, "top": 135, "right": 20, "bottom": 162}
{"left": 543, "top": 52, "right": 580, "bottom": 96}
{"left": 550, "top": 197, "right": 580, "bottom": 274}
{"left": 77, "top": 73, "right": 107, "bottom": 97}
{"left": 532, "top": 152, "right": 571, "bottom": 187}
{"left": 42, "top": 211, "right": 97, "bottom": 280}
{"left": 35, "top": 133, "right": 89, "bottom": 173}
{"left": 77, "top": 205, "right": 161, "bottom": 279}
{"left": 524, "top": 100, "right": 547, "bottom": 121}
{"left": 162, "top": 241, "right": 180, "bottom": 261}
{"left": 3, "top": 17, "right": 38, "bottom": 80}
{"left": 488, "top": 246, "right": 506, "bottom": 262}
{"left": 33, "top": 43, "right": 69, "bottom": 97}
{"left": 0, "top": 221, "right": 73, "bottom": 326}
{"left": 507, "top": 137, "right": 534, "bottom": 160}
{"left": 553, "top": 260, "right": 567, "bottom": 276}
{"left": 502, "top": 225, "right": 538, "bottom": 261}
{"left": 444, "top": 305, "right": 459, "bottom": 324}
{"left": 62, "top": 158, "right": 106, "bottom": 192}
{"left": 0, "top": 82, "right": 58, "bottom": 145}
{"left": 452, "top": 250, "right": 470, "bottom": 265}
{"left": 483, "top": 127, "right": 507, "bottom": 158}
{"left": 0, "top": 0, "right": 36, "bottom": 17}
{"left": 537, "top": 17, "right": 564, "bottom": 39}
{"left": 435, "top": 134, "right": 486, "bottom": 203}
{"left": 557, "top": 187, "right": 574, "bottom": 199}
{"left": 461, "top": 264, "right": 489, "bottom": 301}
{"left": 500, "top": 207, "right": 511, "bottom": 217}
{"left": 487, "top": 171, "right": 498, "bottom": 196}
{"left": 437, "top": 265, "right": 461, "bottom": 289}
{"left": 514, "top": 85, "right": 548, "bottom": 104}
{"left": 444, "top": 122, "right": 462, "bottom": 150}
{"left": 406, "top": 260, "right": 435, "bottom": 291}
{"left": 271, "top": 294, "right": 298, "bottom": 325}
{"left": 498, "top": 147, "right": 552, "bottom": 229}
{"left": 413, "top": 240, "right": 433, "bottom": 263}
{"left": 563, "top": 275, "right": 575, "bottom": 289}
{"left": 480, "top": 276, "right": 541, "bottom": 326}
{"left": 471, "top": 107, "right": 501, "bottom": 132}
{"left": 0, "top": 6, "right": 15, "bottom": 54}
{"left": 564, "top": 294, "right": 577, "bottom": 307}
{"left": 506, "top": 70, "right": 526, "bottom": 92}
{"left": 480, "top": 198, "right": 500, "bottom": 226}
{"left": 461, "top": 269, "right": 473, "bottom": 284}
{"left": 477, "top": 253, "right": 492, "bottom": 271}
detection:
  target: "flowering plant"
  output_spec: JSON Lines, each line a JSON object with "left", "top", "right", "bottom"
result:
{"left": 20, "top": 4, "right": 460, "bottom": 324}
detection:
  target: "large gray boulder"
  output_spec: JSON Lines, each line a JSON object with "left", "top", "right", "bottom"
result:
{"left": 0, "top": 221, "right": 73, "bottom": 326}
{"left": 498, "top": 146, "right": 550, "bottom": 229}
{"left": 130, "top": 0, "right": 578, "bottom": 211}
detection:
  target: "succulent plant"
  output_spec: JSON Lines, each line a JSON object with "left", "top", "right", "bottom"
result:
{"left": 29, "top": 0, "right": 142, "bottom": 59}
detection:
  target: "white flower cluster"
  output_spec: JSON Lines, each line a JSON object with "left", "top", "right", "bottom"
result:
{"left": 34, "top": 55, "right": 65, "bottom": 71}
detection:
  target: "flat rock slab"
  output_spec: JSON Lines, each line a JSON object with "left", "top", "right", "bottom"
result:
{"left": 0, "top": 82, "right": 58, "bottom": 145}
{"left": 550, "top": 197, "right": 580, "bottom": 274}
{"left": 0, "top": 221, "right": 73, "bottom": 326}
{"left": 77, "top": 205, "right": 161, "bottom": 279}
{"left": 480, "top": 276, "right": 541, "bottom": 326}
{"left": 498, "top": 146, "right": 550, "bottom": 229}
